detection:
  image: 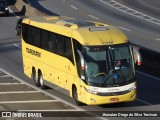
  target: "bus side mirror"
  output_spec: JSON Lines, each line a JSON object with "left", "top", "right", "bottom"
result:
{"left": 77, "top": 50, "right": 86, "bottom": 80}
{"left": 132, "top": 47, "right": 142, "bottom": 65}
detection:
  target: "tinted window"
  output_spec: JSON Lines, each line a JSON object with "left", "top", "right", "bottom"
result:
{"left": 22, "top": 23, "right": 29, "bottom": 43}
{"left": 73, "top": 40, "right": 83, "bottom": 75}
{"left": 41, "top": 30, "right": 49, "bottom": 50}
{"left": 64, "top": 37, "right": 74, "bottom": 63}
{"left": 56, "top": 35, "right": 64, "bottom": 56}
{"left": 28, "top": 26, "right": 34, "bottom": 44}
{"left": 48, "top": 32, "right": 56, "bottom": 52}
{"left": 22, "top": 24, "right": 74, "bottom": 64}
{"left": 33, "top": 28, "right": 41, "bottom": 47}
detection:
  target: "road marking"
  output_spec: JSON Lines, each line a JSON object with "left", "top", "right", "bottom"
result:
{"left": 137, "top": 71, "right": 160, "bottom": 81}
{"left": 99, "top": 0, "right": 160, "bottom": 26}
{"left": 8, "top": 7, "right": 20, "bottom": 19}
{"left": 0, "top": 91, "right": 41, "bottom": 94}
{"left": 70, "top": 5, "right": 78, "bottom": 10}
{"left": 156, "top": 38, "right": 160, "bottom": 41}
{"left": 13, "top": 44, "right": 21, "bottom": 49}
{"left": 88, "top": 15, "right": 99, "bottom": 20}
{"left": 137, "top": 99, "right": 152, "bottom": 105}
{"left": 0, "top": 83, "right": 24, "bottom": 85}
{"left": 0, "top": 68, "right": 82, "bottom": 110}
{"left": 136, "top": 70, "right": 157, "bottom": 105}
{"left": 0, "top": 75, "right": 10, "bottom": 77}
{"left": 117, "top": 26, "right": 131, "bottom": 31}
{"left": 0, "top": 68, "right": 108, "bottom": 120}
{"left": 0, "top": 100, "right": 58, "bottom": 104}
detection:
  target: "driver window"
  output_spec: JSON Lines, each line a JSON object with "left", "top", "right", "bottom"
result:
{"left": 73, "top": 40, "right": 82, "bottom": 77}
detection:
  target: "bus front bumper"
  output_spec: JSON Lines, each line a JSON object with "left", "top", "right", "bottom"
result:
{"left": 84, "top": 90, "right": 136, "bottom": 105}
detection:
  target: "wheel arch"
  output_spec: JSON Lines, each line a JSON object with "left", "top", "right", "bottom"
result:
{"left": 72, "top": 84, "right": 76, "bottom": 98}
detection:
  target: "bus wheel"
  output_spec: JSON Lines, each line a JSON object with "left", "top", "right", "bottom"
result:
{"left": 38, "top": 72, "right": 47, "bottom": 89}
{"left": 32, "top": 69, "right": 40, "bottom": 87}
{"left": 73, "top": 87, "right": 83, "bottom": 106}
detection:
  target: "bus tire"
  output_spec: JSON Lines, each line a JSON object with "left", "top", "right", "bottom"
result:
{"left": 73, "top": 87, "right": 83, "bottom": 106}
{"left": 38, "top": 72, "right": 47, "bottom": 89}
{"left": 32, "top": 68, "right": 40, "bottom": 87}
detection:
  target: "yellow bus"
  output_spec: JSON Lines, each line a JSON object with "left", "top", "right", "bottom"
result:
{"left": 21, "top": 16, "right": 141, "bottom": 105}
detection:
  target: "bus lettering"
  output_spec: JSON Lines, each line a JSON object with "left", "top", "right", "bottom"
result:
{"left": 26, "top": 48, "right": 41, "bottom": 57}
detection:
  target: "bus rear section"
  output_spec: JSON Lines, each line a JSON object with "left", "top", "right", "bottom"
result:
{"left": 21, "top": 16, "right": 141, "bottom": 105}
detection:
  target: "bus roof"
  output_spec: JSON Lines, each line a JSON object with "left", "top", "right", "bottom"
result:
{"left": 23, "top": 16, "right": 129, "bottom": 46}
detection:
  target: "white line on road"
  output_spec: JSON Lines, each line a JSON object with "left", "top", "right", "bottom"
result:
{"left": 0, "top": 75, "right": 9, "bottom": 77}
{"left": 0, "top": 83, "right": 24, "bottom": 85}
{"left": 70, "top": 5, "right": 78, "bottom": 10}
{"left": 0, "top": 100, "right": 59, "bottom": 104}
{"left": 0, "top": 91, "right": 41, "bottom": 94}
{"left": 0, "top": 68, "right": 82, "bottom": 110}
{"left": 156, "top": 38, "right": 160, "bottom": 41}
{"left": 88, "top": 15, "right": 99, "bottom": 20}
{"left": 9, "top": 7, "right": 20, "bottom": 19}
{"left": 137, "top": 70, "right": 160, "bottom": 81}
{"left": 137, "top": 99, "right": 152, "bottom": 105}
{"left": 13, "top": 44, "right": 21, "bottom": 49}
{"left": 100, "top": 0, "right": 160, "bottom": 26}
{"left": 136, "top": 70, "right": 159, "bottom": 105}
{"left": 117, "top": 26, "right": 131, "bottom": 31}
{"left": 0, "top": 68, "right": 108, "bottom": 120}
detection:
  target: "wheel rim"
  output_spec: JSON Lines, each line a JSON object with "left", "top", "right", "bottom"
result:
{"left": 39, "top": 74, "right": 44, "bottom": 86}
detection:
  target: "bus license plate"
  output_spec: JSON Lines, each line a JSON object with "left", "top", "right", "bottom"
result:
{"left": 110, "top": 98, "right": 119, "bottom": 102}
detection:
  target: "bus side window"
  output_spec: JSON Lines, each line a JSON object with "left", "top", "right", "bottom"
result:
{"left": 41, "top": 30, "right": 49, "bottom": 50}
{"left": 56, "top": 35, "right": 65, "bottom": 56}
{"left": 48, "top": 32, "right": 56, "bottom": 53}
{"left": 28, "top": 26, "right": 34, "bottom": 45}
{"left": 64, "top": 37, "right": 74, "bottom": 64}
{"left": 73, "top": 40, "right": 82, "bottom": 76}
{"left": 33, "top": 28, "right": 41, "bottom": 47}
{"left": 22, "top": 23, "right": 29, "bottom": 43}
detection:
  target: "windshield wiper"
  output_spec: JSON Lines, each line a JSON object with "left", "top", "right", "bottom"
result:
{"left": 103, "top": 75, "right": 112, "bottom": 85}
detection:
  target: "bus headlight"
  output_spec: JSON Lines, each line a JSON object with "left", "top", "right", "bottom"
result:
{"left": 128, "top": 85, "right": 136, "bottom": 92}
{"left": 84, "top": 87, "right": 98, "bottom": 95}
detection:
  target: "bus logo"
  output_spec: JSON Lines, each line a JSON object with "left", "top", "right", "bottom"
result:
{"left": 26, "top": 48, "right": 41, "bottom": 57}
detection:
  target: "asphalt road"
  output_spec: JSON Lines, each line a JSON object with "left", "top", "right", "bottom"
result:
{"left": 0, "top": 0, "right": 160, "bottom": 120}
{"left": 115, "top": 0, "right": 160, "bottom": 20}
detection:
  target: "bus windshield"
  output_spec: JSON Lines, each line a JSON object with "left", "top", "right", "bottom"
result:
{"left": 82, "top": 43, "right": 135, "bottom": 87}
